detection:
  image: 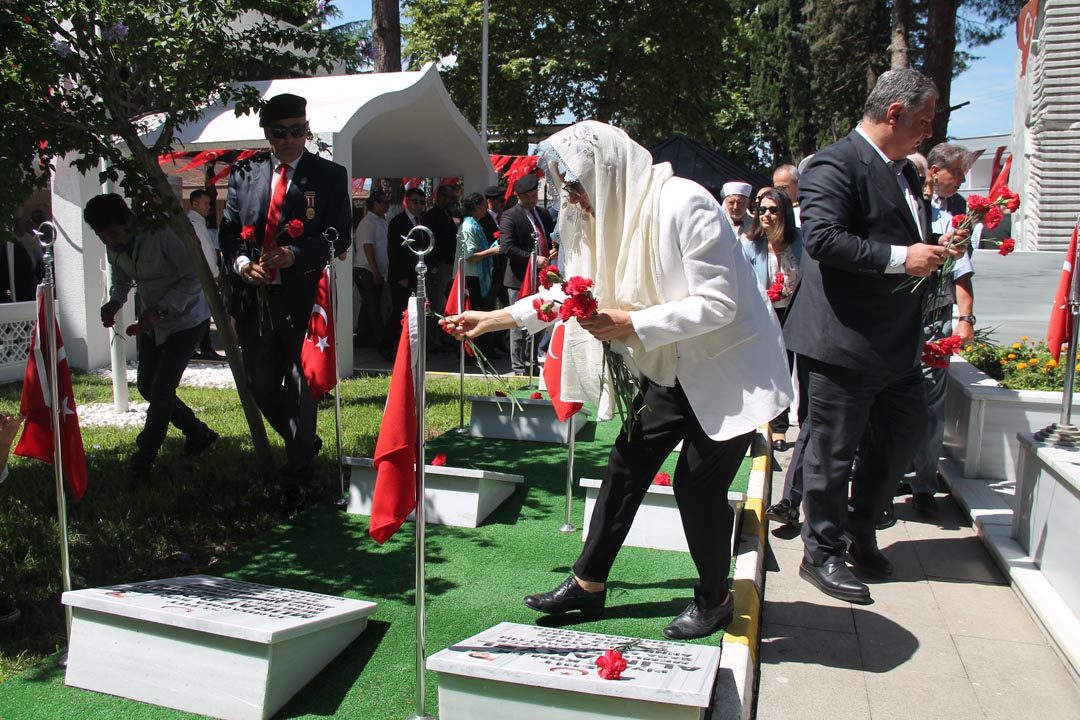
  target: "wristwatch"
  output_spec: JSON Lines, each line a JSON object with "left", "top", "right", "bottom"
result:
{"left": 957, "top": 315, "right": 976, "bottom": 324}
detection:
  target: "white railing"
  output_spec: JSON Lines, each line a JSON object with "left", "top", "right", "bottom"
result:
{"left": 0, "top": 301, "right": 36, "bottom": 384}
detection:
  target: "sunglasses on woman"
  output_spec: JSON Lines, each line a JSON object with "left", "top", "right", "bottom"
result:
{"left": 267, "top": 122, "right": 308, "bottom": 140}
{"left": 757, "top": 205, "right": 780, "bottom": 216}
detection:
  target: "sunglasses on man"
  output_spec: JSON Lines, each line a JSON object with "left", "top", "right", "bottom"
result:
{"left": 267, "top": 122, "right": 308, "bottom": 140}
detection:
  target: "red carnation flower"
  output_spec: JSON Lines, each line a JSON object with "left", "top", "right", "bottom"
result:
{"left": 494, "top": 230, "right": 501, "bottom": 239}
{"left": 951, "top": 214, "right": 968, "bottom": 229}
{"left": 286, "top": 219, "right": 304, "bottom": 238}
{"left": 994, "top": 186, "right": 1020, "bottom": 213}
{"left": 653, "top": 472, "right": 671, "bottom": 486}
{"left": 495, "top": 391, "right": 507, "bottom": 397}
{"left": 539, "top": 266, "right": 564, "bottom": 290}
{"left": 562, "top": 276, "right": 594, "bottom": 298}
{"left": 966, "top": 195, "right": 992, "bottom": 212}
{"left": 775, "top": 271, "right": 785, "bottom": 284}
{"left": 767, "top": 282, "right": 784, "bottom": 303}
{"left": 596, "top": 649, "right": 627, "bottom": 680}
{"left": 559, "top": 293, "right": 598, "bottom": 321}
{"left": 530, "top": 391, "right": 543, "bottom": 400}
{"left": 240, "top": 225, "right": 256, "bottom": 242}
{"left": 125, "top": 323, "right": 141, "bottom": 336}
{"left": 983, "top": 205, "right": 1003, "bottom": 230}
{"left": 998, "top": 238, "right": 1015, "bottom": 256}
{"left": 431, "top": 453, "right": 447, "bottom": 467}
{"left": 534, "top": 297, "right": 559, "bottom": 323}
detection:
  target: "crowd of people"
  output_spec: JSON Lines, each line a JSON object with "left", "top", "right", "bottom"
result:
{"left": 4, "top": 68, "right": 985, "bottom": 639}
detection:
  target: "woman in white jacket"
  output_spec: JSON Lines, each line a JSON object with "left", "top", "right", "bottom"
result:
{"left": 441, "top": 121, "right": 792, "bottom": 639}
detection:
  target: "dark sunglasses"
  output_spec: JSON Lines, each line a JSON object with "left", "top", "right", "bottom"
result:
{"left": 757, "top": 205, "right": 780, "bottom": 216}
{"left": 267, "top": 122, "right": 308, "bottom": 140}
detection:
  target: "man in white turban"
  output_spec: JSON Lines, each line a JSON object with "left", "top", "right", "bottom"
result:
{"left": 721, "top": 180, "right": 753, "bottom": 239}
{"left": 442, "top": 121, "right": 793, "bottom": 640}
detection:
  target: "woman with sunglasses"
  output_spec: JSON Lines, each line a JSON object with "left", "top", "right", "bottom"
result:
{"left": 742, "top": 189, "right": 803, "bottom": 452}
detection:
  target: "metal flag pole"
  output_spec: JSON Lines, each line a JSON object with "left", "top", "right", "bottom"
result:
{"left": 1036, "top": 214, "right": 1080, "bottom": 445}
{"left": 559, "top": 412, "right": 578, "bottom": 533}
{"left": 402, "top": 224, "right": 435, "bottom": 720}
{"left": 455, "top": 232, "right": 467, "bottom": 430}
{"left": 322, "top": 228, "right": 348, "bottom": 505}
{"left": 36, "top": 223, "right": 75, "bottom": 651}
{"left": 526, "top": 237, "right": 539, "bottom": 387}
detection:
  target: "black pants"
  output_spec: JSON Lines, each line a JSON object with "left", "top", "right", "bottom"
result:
{"left": 353, "top": 267, "right": 386, "bottom": 348}
{"left": 799, "top": 357, "right": 927, "bottom": 565}
{"left": 574, "top": 379, "right": 753, "bottom": 608}
{"left": 236, "top": 293, "right": 317, "bottom": 487}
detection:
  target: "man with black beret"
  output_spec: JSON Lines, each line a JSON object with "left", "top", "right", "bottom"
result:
{"left": 218, "top": 93, "right": 352, "bottom": 509}
{"left": 499, "top": 172, "right": 556, "bottom": 374}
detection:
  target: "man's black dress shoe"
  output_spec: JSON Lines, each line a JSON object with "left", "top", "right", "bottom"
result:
{"left": 663, "top": 595, "right": 735, "bottom": 639}
{"left": 912, "top": 492, "right": 938, "bottom": 515}
{"left": 876, "top": 505, "right": 897, "bottom": 530}
{"left": 846, "top": 535, "right": 893, "bottom": 578}
{"left": 184, "top": 429, "right": 219, "bottom": 456}
{"left": 523, "top": 576, "right": 606, "bottom": 618}
{"left": 765, "top": 498, "right": 800, "bottom": 526}
{"left": 799, "top": 559, "right": 872, "bottom": 604}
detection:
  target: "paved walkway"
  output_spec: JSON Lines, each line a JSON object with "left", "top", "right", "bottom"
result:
{"left": 756, "top": 443, "right": 1080, "bottom": 720}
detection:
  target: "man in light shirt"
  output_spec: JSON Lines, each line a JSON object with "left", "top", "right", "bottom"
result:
{"left": 187, "top": 188, "right": 224, "bottom": 360}
{"left": 352, "top": 190, "right": 390, "bottom": 353}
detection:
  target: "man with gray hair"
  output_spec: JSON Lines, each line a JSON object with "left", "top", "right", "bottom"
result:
{"left": 781, "top": 69, "right": 966, "bottom": 604}
{"left": 772, "top": 164, "right": 801, "bottom": 226}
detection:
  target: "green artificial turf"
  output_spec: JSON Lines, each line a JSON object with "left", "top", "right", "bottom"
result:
{"left": 0, "top": 416, "right": 749, "bottom": 720}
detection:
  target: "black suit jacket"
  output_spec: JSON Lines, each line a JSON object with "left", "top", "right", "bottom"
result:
{"left": 783, "top": 130, "right": 931, "bottom": 374}
{"left": 386, "top": 210, "right": 423, "bottom": 287}
{"left": 499, "top": 204, "right": 555, "bottom": 290}
{"left": 219, "top": 150, "right": 351, "bottom": 324}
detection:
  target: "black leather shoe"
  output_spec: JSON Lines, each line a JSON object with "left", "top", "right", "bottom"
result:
{"left": 912, "top": 492, "right": 938, "bottom": 515}
{"left": 523, "top": 576, "right": 606, "bottom": 618}
{"left": 876, "top": 505, "right": 897, "bottom": 530}
{"left": 766, "top": 499, "right": 800, "bottom": 526}
{"left": 663, "top": 595, "right": 735, "bottom": 639}
{"left": 799, "top": 559, "right": 872, "bottom": 604}
{"left": 184, "top": 429, "right": 219, "bottom": 456}
{"left": 847, "top": 535, "right": 893, "bottom": 578}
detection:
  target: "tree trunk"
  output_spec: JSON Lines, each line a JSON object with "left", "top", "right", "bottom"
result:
{"left": 118, "top": 130, "right": 275, "bottom": 475}
{"left": 890, "top": 0, "right": 910, "bottom": 69}
{"left": 922, "top": 0, "right": 960, "bottom": 151}
{"left": 372, "top": 0, "right": 402, "bottom": 73}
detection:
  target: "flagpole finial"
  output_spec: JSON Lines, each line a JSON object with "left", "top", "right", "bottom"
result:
{"left": 34, "top": 221, "right": 57, "bottom": 286}
{"left": 403, "top": 225, "right": 435, "bottom": 299}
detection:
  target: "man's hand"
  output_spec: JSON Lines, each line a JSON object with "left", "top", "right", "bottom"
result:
{"left": 578, "top": 309, "right": 636, "bottom": 341}
{"left": 261, "top": 246, "right": 295, "bottom": 270}
{"left": 904, "top": 243, "right": 948, "bottom": 277}
{"left": 0, "top": 413, "right": 25, "bottom": 445}
{"left": 537, "top": 255, "right": 550, "bottom": 270}
{"left": 100, "top": 300, "right": 122, "bottom": 328}
{"left": 940, "top": 228, "right": 971, "bottom": 254}
{"left": 242, "top": 262, "right": 271, "bottom": 285}
{"left": 954, "top": 319, "right": 975, "bottom": 343}
{"left": 138, "top": 308, "right": 161, "bottom": 331}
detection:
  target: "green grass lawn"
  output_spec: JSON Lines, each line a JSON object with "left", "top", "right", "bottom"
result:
{"left": 0, "top": 370, "right": 750, "bottom": 719}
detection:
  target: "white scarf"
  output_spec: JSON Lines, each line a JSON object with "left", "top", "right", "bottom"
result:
{"left": 536, "top": 121, "right": 677, "bottom": 409}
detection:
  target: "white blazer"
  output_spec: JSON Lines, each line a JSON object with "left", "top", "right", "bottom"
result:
{"left": 512, "top": 177, "right": 793, "bottom": 441}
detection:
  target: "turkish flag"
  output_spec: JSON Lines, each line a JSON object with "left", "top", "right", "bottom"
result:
{"left": 443, "top": 271, "right": 474, "bottom": 356}
{"left": 14, "top": 286, "right": 88, "bottom": 502}
{"left": 301, "top": 267, "right": 337, "bottom": 399}
{"left": 369, "top": 297, "right": 420, "bottom": 544}
{"left": 544, "top": 323, "right": 583, "bottom": 422}
{"left": 989, "top": 154, "right": 1013, "bottom": 199}
{"left": 518, "top": 256, "right": 536, "bottom": 298}
{"left": 1048, "top": 222, "right": 1079, "bottom": 361}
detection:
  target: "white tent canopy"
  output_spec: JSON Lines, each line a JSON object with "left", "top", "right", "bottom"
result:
{"left": 54, "top": 63, "right": 495, "bottom": 372}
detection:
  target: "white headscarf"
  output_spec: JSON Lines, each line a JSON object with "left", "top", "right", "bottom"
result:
{"left": 536, "top": 121, "right": 677, "bottom": 406}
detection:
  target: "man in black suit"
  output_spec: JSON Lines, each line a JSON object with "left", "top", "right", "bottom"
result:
{"left": 219, "top": 93, "right": 352, "bottom": 509}
{"left": 499, "top": 173, "right": 556, "bottom": 374}
{"left": 783, "top": 69, "right": 964, "bottom": 603}
{"left": 383, "top": 187, "right": 427, "bottom": 359}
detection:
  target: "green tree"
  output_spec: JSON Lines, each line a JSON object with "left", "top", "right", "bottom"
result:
{"left": 0, "top": 1, "right": 350, "bottom": 473}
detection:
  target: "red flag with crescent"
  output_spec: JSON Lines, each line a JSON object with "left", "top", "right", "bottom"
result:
{"left": 544, "top": 323, "right": 583, "bottom": 421}
{"left": 301, "top": 267, "right": 337, "bottom": 398}
{"left": 1048, "top": 221, "right": 1079, "bottom": 362}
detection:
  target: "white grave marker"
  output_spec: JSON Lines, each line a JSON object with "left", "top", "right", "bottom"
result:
{"left": 63, "top": 575, "right": 377, "bottom": 720}
{"left": 429, "top": 621, "right": 721, "bottom": 720}
{"left": 468, "top": 395, "right": 591, "bottom": 443}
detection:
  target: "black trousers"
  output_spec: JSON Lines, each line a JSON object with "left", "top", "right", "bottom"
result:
{"left": 236, "top": 292, "right": 317, "bottom": 487}
{"left": 799, "top": 357, "right": 927, "bottom": 565}
{"left": 574, "top": 379, "right": 753, "bottom": 608}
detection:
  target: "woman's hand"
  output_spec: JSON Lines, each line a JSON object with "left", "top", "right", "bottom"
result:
{"left": 440, "top": 309, "right": 515, "bottom": 339}
{"left": 578, "top": 309, "right": 636, "bottom": 341}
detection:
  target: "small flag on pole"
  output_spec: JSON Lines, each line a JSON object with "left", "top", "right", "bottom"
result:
{"left": 369, "top": 297, "right": 421, "bottom": 544}
{"left": 301, "top": 267, "right": 337, "bottom": 399}
{"left": 544, "top": 323, "right": 584, "bottom": 421}
{"left": 14, "top": 286, "right": 88, "bottom": 502}
{"left": 1048, "top": 221, "right": 1079, "bottom": 362}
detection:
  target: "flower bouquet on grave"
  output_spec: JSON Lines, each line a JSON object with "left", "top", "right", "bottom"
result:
{"left": 241, "top": 219, "right": 306, "bottom": 333}
{"left": 533, "top": 268, "right": 641, "bottom": 424}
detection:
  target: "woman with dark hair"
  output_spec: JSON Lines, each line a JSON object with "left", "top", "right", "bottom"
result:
{"left": 453, "top": 192, "right": 502, "bottom": 352}
{"left": 742, "top": 189, "right": 803, "bottom": 450}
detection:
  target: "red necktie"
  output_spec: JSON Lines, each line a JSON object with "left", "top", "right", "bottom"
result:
{"left": 263, "top": 164, "right": 289, "bottom": 281}
{"left": 531, "top": 209, "right": 548, "bottom": 256}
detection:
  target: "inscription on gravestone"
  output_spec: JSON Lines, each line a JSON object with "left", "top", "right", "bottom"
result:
{"left": 117, "top": 578, "right": 335, "bottom": 620}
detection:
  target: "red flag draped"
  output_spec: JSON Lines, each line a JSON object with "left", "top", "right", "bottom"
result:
{"left": 14, "top": 287, "right": 88, "bottom": 502}
{"left": 989, "top": 155, "right": 1013, "bottom": 199}
{"left": 544, "top": 323, "right": 583, "bottom": 421}
{"left": 369, "top": 298, "right": 420, "bottom": 544}
{"left": 301, "top": 268, "right": 337, "bottom": 399}
{"left": 518, "top": 256, "right": 536, "bottom": 298}
{"left": 1048, "top": 222, "right": 1079, "bottom": 361}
